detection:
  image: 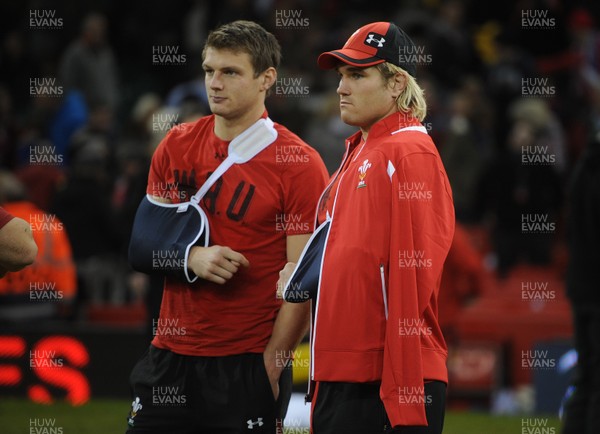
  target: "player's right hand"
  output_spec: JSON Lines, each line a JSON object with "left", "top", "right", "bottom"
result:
{"left": 187, "top": 245, "right": 249, "bottom": 285}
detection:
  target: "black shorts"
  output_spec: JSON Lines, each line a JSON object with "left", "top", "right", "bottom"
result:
{"left": 311, "top": 380, "right": 446, "bottom": 434}
{"left": 125, "top": 345, "right": 292, "bottom": 434}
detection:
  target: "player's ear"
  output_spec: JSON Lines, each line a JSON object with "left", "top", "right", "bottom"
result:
{"left": 260, "top": 67, "right": 277, "bottom": 92}
{"left": 389, "top": 71, "right": 407, "bottom": 99}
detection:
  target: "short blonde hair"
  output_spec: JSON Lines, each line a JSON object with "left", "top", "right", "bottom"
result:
{"left": 376, "top": 62, "right": 427, "bottom": 121}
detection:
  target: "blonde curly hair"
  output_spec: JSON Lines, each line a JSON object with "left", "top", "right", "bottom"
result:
{"left": 376, "top": 62, "right": 427, "bottom": 122}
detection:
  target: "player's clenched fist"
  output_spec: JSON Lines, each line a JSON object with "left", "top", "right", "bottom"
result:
{"left": 188, "top": 245, "right": 249, "bottom": 284}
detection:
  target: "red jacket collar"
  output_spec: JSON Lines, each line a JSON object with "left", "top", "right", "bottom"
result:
{"left": 346, "top": 111, "right": 423, "bottom": 149}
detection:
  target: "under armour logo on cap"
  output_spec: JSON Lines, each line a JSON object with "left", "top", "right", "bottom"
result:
{"left": 317, "top": 22, "right": 418, "bottom": 77}
{"left": 365, "top": 33, "right": 386, "bottom": 48}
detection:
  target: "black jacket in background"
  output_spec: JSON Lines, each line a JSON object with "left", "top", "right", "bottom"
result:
{"left": 566, "top": 143, "right": 600, "bottom": 306}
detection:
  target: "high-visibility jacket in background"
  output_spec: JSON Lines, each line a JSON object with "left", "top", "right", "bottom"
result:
{"left": 0, "top": 201, "right": 76, "bottom": 299}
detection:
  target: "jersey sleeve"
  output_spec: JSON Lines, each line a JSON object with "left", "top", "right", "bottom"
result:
{"left": 281, "top": 145, "right": 329, "bottom": 236}
{"left": 380, "top": 151, "right": 455, "bottom": 427}
{"left": 0, "top": 207, "right": 14, "bottom": 230}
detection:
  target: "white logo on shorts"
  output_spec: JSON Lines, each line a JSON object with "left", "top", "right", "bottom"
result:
{"left": 247, "top": 418, "right": 264, "bottom": 429}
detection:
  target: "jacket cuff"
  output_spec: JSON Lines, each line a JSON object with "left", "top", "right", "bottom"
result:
{"left": 381, "top": 384, "right": 428, "bottom": 427}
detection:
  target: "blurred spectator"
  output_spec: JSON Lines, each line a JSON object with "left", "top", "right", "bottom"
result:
{"left": 441, "top": 82, "right": 486, "bottom": 221}
{"left": 112, "top": 143, "right": 152, "bottom": 312}
{"left": 304, "top": 93, "right": 354, "bottom": 174}
{"left": 51, "top": 139, "right": 121, "bottom": 306}
{"left": 14, "top": 163, "right": 64, "bottom": 212}
{"left": 128, "top": 92, "right": 162, "bottom": 146}
{"left": 68, "top": 103, "right": 115, "bottom": 169}
{"left": 428, "top": 0, "right": 477, "bottom": 89}
{"left": 48, "top": 90, "right": 89, "bottom": 165}
{"left": 0, "top": 172, "right": 75, "bottom": 321}
{"left": 564, "top": 8, "right": 600, "bottom": 160}
{"left": 164, "top": 77, "right": 208, "bottom": 110}
{"left": 111, "top": 144, "right": 150, "bottom": 257}
{"left": 485, "top": 27, "right": 537, "bottom": 145}
{"left": 474, "top": 112, "right": 563, "bottom": 277}
{"left": 59, "top": 12, "right": 119, "bottom": 112}
{"left": 0, "top": 85, "right": 19, "bottom": 169}
{"left": 562, "top": 131, "right": 600, "bottom": 434}
{"left": 0, "top": 31, "right": 37, "bottom": 116}
{"left": 509, "top": 98, "right": 567, "bottom": 175}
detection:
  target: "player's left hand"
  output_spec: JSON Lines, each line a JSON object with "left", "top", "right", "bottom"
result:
{"left": 263, "top": 351, "right": 281, "bottom": 401}
{"left": 276, "top": 262, "right": 296, "bottom": 299}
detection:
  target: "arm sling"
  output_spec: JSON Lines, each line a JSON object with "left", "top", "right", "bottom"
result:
{"left": 128, "top": 118, "right": 278, "bottom": 283}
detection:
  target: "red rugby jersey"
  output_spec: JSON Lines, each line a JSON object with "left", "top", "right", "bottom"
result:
{"left": 147, "top": 113, "right": 328, "bottom": 356}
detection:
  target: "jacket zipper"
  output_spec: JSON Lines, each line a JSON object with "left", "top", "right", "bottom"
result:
{"left": 311, "top": 138, "right": 368, "bottom": 382}
{"left": 380, "top": 264, "right": 388, "bottom": 320}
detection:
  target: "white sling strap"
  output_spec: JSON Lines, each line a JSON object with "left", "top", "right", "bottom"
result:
{"left": 177, "top": 117, "right": 278, "bottom": 212}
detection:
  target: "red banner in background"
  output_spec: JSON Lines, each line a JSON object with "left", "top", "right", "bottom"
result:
{"left": 0, "top": 327, "right": 148, "bottom": 405}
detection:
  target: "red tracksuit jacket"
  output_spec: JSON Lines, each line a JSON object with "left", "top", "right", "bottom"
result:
{"left": 311, "top": 111, "right": 455, "bottom": 426}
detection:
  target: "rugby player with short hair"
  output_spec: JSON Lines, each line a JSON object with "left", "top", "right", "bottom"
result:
{"left": 126, "top": 20, "right": 328, "bottom": 433}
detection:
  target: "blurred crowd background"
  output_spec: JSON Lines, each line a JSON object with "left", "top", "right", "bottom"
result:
{"left": 0, "top": 0, "right": 598, "bottom": 412}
